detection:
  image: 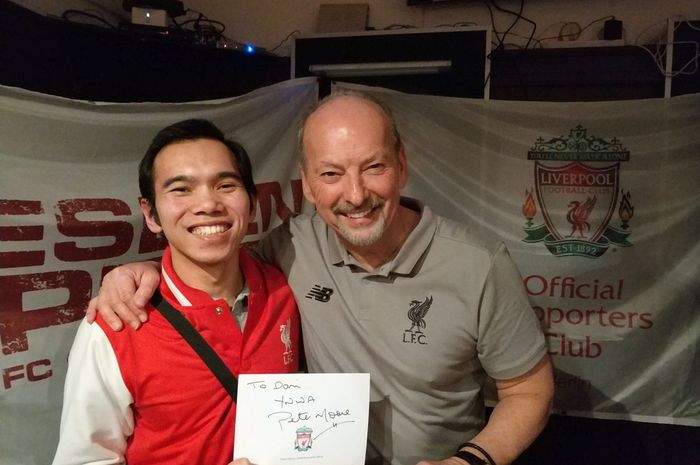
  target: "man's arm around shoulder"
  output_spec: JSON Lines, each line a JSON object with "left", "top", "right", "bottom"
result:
{"left": 86, "top": 261, "right": 161, "bottom": 331}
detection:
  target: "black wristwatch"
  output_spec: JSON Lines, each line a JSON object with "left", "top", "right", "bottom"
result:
{"left": 454, "top": 449, "right": 488, "bottom": 465}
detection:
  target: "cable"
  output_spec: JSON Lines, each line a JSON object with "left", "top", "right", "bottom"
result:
{"left": 176, "top": 9, "right": 226, "bottom": 34}
{"left": 631, "top": 18, "right": 700, "bottom": 78}
{"left": 635, "top": 16, "right": 674, "bottom": 45}
{"left": 482, "top": 0, "right": 537, "bottom": 50}
{"left": 433, "top": 22, "right": 479, "bottom": 28}
{"left": 634, "top": 41, "right": 698, "bottom": 77}
{"left": 557, "top": 22, "right": 582, "bottom": 41}
{"left": 685, "top": 21, "right": 700, "bottom": 32}
{"left": 489, "top": 0, "right": 537, "bottom": 49}
{"left": 495, "top": 0, "right": 524, "bottom": 46}
{"left": 268, "top": 30, "right": 301, "bottom": 53}
{"left": 508, "top": 31, "right": 544, "bottom": 48}
{"left": 578, "top": 15, "right": 614, "bottom": 39}
{"left": 61, "top": 9, "right": 117, "bottom": 29}
{"left": 383, "top": 24, "right": 418, "bottom": 30}
{"left": 172, "top": 8, "right": 230, "bottom": 47}
{"left": 533, "top": 21, "right": 573, "bottom": 47}
{"left": 483, "top": 69, "right": 491, "bottom": 91}
{"left": 482, "top": 1, "right": 501, "bottom": 47}
{"left": 657, "top": 40, "right": 698, "bottom": 76}
{"left": 535, "top": 15, "right": 614, "bottom": 47}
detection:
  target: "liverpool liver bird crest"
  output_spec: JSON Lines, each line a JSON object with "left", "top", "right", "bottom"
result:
{"left": 280, "top": 318, "right": 292, "bottom": 354}
{"left": 407, "top": 296, "right": 433, "bottom": 333}
{"left": 566, "top": 195, "right": 596, "bottom": 238}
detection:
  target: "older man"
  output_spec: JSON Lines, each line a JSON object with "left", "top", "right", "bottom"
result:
{"left": 90, "top": 91, "right": 553, "bottom": 465}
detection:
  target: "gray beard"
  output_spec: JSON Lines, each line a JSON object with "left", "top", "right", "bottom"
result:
{"left": 337, "top": 214, "right": 386, "bottom": 247}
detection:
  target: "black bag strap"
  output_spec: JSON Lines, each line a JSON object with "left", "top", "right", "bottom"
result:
{"left": 151, "top": 290, "right": 238, "bottom": 401}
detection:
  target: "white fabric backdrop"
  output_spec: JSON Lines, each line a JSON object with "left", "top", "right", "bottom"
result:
{"left": 334, "top": 82, "right": 700, "bottom": 427}
{"left": 0, "top": 78, "right": 317, "bottom": 465}
{"left": 1, "top": 78, "right": 698, "bottom": 464}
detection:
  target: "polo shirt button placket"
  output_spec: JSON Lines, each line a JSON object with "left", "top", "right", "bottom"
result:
{"left": 215, "top": 306, "right": 223, "bottom": 315}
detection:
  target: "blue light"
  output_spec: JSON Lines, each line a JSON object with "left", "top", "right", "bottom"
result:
{"left": 245, "top": 43, "right": 255, "bottom": 54}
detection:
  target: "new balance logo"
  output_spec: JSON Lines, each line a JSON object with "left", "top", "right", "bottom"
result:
{"left": 305, "top": 285, "right": 334, "bottom": 302}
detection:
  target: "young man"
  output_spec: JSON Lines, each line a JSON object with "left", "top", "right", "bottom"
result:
{"left": 90, "top": 93, "right": 553, "bottom": 465}
{"left": 53, "top": 119, "right": 300, "bottom": 465}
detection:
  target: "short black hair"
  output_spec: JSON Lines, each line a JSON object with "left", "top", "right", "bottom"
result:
{"left": 139, "top": 119, "right": 257, "bottom": 212}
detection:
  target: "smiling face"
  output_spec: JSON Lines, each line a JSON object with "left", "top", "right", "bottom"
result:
{"left": 300, "top": 95, "right": 408, "bottom": 250}
{"left": 140, "top": 138, "right": 254, "bottom": 278}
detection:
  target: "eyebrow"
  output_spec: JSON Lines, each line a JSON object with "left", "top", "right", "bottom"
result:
{"left": 161, "top": 171, "right": 242, "bottom": 188}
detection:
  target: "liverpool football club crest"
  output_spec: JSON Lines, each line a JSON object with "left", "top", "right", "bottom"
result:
{"left": 402, "top": 296, "right": 432, "bottom": 345}
{"left": 280, "top": 317, "right": 294, "bottom": 365}
{"left": 522, "top": 126, "right": 634, "bottom": 258}
{"left": 294, "top": 426, "right": 313, "bottom": 451}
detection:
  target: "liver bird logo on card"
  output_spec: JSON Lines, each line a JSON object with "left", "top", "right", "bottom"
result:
{"left": 294, "top": 426, "right": 313, "bottom": 451}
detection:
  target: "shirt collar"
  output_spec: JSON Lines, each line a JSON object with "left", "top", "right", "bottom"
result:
{"left": 160, "top": 246, "right": 256, "bottom": 307}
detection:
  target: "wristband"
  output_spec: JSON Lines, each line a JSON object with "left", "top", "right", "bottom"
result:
{"left": 454, "top": 449, "right": 487, "bottom": 465}
{"left": 457, "top": 442, "right": 496, "bottom": 465}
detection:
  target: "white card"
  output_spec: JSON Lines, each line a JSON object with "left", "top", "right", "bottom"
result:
{"left": 233, "top": 373, "right": 370, "bottom": 465}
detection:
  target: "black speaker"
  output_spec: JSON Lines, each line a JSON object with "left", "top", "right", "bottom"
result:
{"left": 603, "top": 18, "right": 623, "bottom": 40}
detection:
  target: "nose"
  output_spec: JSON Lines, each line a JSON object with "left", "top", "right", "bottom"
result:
{"left": 193, "top": 187, "right": 223, "bottom": 214}
{"left": 344, "top": 171, "right": 368, "bottom": 207}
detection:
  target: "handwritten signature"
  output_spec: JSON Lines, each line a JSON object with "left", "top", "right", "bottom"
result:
{"left": 268, "top": 408, "right": 352, "bottom": 430}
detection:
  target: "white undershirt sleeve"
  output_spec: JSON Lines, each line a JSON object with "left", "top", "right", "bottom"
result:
{"left": 52, "top": 319, "right": 134, "bottom": 465}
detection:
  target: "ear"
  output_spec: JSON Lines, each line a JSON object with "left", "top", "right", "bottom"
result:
{"left": 139, "top": 198, "right": 162, "bottom": 234}
{"left": 397, "top": 144, "right": 408, "bottom": 189}
{"left": 248, "top": 194, "right": 257, "bottom": 221}
{"left": 299, "top": 163, "right": 317, "bottom": 205}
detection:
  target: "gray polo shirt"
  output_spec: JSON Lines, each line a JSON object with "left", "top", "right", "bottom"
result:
{"left": 259, "top": 198, "right": 546, "bottom": 465}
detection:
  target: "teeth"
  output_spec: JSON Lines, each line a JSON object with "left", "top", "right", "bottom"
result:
{"left": 346, "top": 209, "right": 372, "bottom": 219}
{"left": 191, "top": 225, "right": 228, "bottom": 236}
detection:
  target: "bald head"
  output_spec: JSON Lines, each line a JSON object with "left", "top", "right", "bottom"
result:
{"left": 297, "top": 91, "right": 402, "bottom": 170}
{"left": 296, "top": 90, "right": 410, "bottom": 254}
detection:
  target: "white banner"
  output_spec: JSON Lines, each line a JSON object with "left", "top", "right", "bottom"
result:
{"left": 2, "top": 78, "right": 698, "bottom": 464}
{"left": 335, "top": 82, "right": 700, "bottom": 427}
{"left": 0, "top": 78, "right": 318, "bottom": 465}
